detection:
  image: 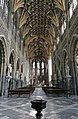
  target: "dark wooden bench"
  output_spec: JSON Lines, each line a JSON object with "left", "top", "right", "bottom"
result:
{"left": 46, "top": 89, "right": 70, "bottom": 96}
{"left": 42, "top": 87, "right": 70, "bottom": 97}
{"left": 8, "top": 86, "right": 35, "bottom": 97}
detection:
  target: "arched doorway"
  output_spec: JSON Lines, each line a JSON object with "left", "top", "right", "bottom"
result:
{"left": 0, "top": 40, "right": 5, "bottom": 95}
{"left": 8, "top": 51, "right": 15, "bottom": 89}
{"left": 9, "top": 51, "right": 15, "bottom": 77}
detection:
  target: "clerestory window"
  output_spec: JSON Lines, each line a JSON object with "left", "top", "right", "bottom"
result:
{"left": 69, "top": 0, "right": 77, "bottom": 19}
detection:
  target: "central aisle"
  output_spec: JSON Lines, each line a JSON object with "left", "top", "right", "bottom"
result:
{"left": 30, "top": 87, "right": 47, "bottom": 100}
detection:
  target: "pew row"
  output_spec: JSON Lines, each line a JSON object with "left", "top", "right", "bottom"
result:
{"left": 42, "top": 87, "right": 70, "bottom": 97}
{"left": 8, "top": 86, "right": 35, "bottom": 97}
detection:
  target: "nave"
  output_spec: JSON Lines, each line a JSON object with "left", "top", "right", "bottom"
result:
{"left": 0, "top": 88, "right": 78, "bottom": 119}
{"left": 0, "top": 0, "right": 78, "bottom": 118}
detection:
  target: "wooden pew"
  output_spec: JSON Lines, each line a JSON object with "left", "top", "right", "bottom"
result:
{"left": 42, "top": 86, "right": 70, "bottom": 97}
{"left": 8, "top": 86, "right": 35, "bottom": 97}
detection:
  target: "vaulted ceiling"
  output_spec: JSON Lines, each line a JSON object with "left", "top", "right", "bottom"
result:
{"left": 14, "top": 0, "right": 65, "bottom": 62}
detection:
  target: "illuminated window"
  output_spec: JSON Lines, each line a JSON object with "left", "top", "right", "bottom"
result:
{"left": 5, "top": 4, "right": 8, "bottom": 18}
{"left": 0, "top": 0, "right": 4, "bottom": 9}
{"left": 37, "top": 69, "right": 40, "bottom": 75}
{"left": 33, "top": 69, "right": 35, "bottom": 76}
{"left": 61, "top": 20, "right": 66, "bottom": 34}
{"left": 0, "top": 0, "right": 2, "bottom": 5}
{"left": 57, "top": 36, "right": 60, "bottom": 44}
{"left": 42, "top": 62, "right": 44, "bottom": 75}
{"left": 69, "top": 0, "right": 77, "bottom": 19}
{"left": 73, "top": 0, "right": 77, "bottom": 10}
{"left": 33, "top": 62, "right": 35, "bottom": 68}
{"left": 54, "top": 45, "right": 56, "bottom": 51}
{"left": 32, "top": 62, "right": 35, "bottom": 76}
{"left": 42, "top": 62, "right": 44, "bottom": 68}
{"left": 37, "top": 62, "right": 40, "bottom": 75}
{"left": 69, "top": 2, "right": 73, "bottom": 19}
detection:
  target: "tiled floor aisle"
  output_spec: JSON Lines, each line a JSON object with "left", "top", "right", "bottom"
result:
{"left": 0, "top": 88, "right": 78, "bottom": 119}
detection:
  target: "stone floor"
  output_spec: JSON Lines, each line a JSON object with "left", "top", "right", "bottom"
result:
{"left": 0, "top": 88, "right": 78, "bottom": 119}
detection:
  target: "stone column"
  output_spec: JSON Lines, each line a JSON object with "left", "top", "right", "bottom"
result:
{"left": 48, "top": 55, "right": 52, "bottom": 86}
{"left": 40, "top": 61, "right": 42, "bottom": 77}
{"left": 29, "top": 61, "right": 33, "bottom": 85}
{"left": 34, "top": 60, "right": 37, "bottom": 85}
{"left": 58, "top": 70, "right": 62, "bottom": 88}
{"left": 66, "top": 74, "right": 71, "bottom": 96}
{"left": 44, "top": 62, "right": 46, "bottom": 85}
{"left": 44, "top": 62, "right": 46, "bottom": 75}
{"left": 0, "top": 59, "right": 4, "bottom": 96}
{"left": 26, "top": 59, "right": 30, "bottom": 85}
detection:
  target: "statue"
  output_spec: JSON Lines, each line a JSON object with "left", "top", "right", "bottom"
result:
{"left": 16, "top": 70, "right": 20, "bottom": 80}
{"left": 58, "top": 69, "right": 62, "bottom": 88}
{"left": 8, "top": 64, "right": 12, "bottom": 76}
{"left": 58, "top": 70, "right": 62, "bottom": 80}
{"left": 65, "top": 64, "right": 70, "bottom": 76}
{"left": 6, "top": 64, "right": 12, "bottom": 90}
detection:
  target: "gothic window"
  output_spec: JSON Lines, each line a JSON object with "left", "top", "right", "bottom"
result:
{"left": 56, "top": 36, "right": 60, "bottom": 44}
{"left": 48, "top": 56, "right": 52, "bottom": 76}
{"left": 33, "top": 62, "right": 35, "bottom": 68}
{"left": 5, "top": 2, "right": 8, "bottom": 19}
{"left": 0, "top": 0, "right": 4, "bottom": 9}
{"left": 32, "top": 61, "right": 35, "bottom": 76}
{"left": 42, "top": 62, "right": 44, "bottom": 68}
{"left": 0, "top": 0, "right": 4, "bottom": 17}
{"left": 42, "top": 62, "right": 44, "bottom": 75}
{"left": 73, "top": 0, "right": 77, "bottom": 10}
{"left": 37, "top": 62, "right": 40, "bottom": 76}
{"left": 61, "top": 20, "right": 66, "bottom": 34}
{"left": 69, "top": 0, "right": 77, "bottom": 19}
{"left": 54, "top": 44, "right": 56, "bottom": 51}
{"left": 69, "top": 2, "right": 73, "bottom": 19}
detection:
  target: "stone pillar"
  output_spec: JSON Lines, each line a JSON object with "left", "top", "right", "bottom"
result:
{"left": 48, "top": 55, "right": 52, "bottom": 86}
{"left": 76, "top": 66, "right": 78, "bottom": 94}
{"left": 58, "top": 70, "right": 62, "bottom": 88}
{"left": 0, "top": 60, "right": 4, "bottom": 96}
{"left": 44, "top": 62, "right": 46, "bottom": 75}
{"left": 35, "top": 60, "right": 37, "bottom": 85}
{"left": 40, "top": 61, "right": 42, "bottom": 77}
{"left": 26, "top": 59, "right": 30, "bottom": 85}
{"left": 30, "top": 61, "right": 33, "bottom": 85}
{"left": 66, "top": 74, "right": 71, "bottom": 96}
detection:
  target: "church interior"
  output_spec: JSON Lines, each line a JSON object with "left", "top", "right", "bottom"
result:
{"left": 0, "top": 0, "right": 78, "bottom": 119}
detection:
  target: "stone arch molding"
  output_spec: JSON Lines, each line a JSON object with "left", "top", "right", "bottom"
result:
{"left": 62, "top": 48, "right": 68, "bottom": 57}
{"left": 0, "top": 35, "right": 7, "bottom": 74}
{"left": 0, "top": 35, "right": 7, "bottom": 59}
{"left": 62, "top": 49, "right": 68, "bottom": 63}
{"left": 9, "top": 49, "right": 16, "bottom": 60}
{"left": 0, "top": 35, "right": 7, "bottom": 96}
{"left": 16, "top": 58, "right": 20, "bottom": 70}
{"left": 70, "top": 34, "right": 78, "bottom": 59}
{"left": 9, "top": 49, "right": 16, "bottom": 69}
{"left": 69, "top": 34, "right": 78, "bottom": 95}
